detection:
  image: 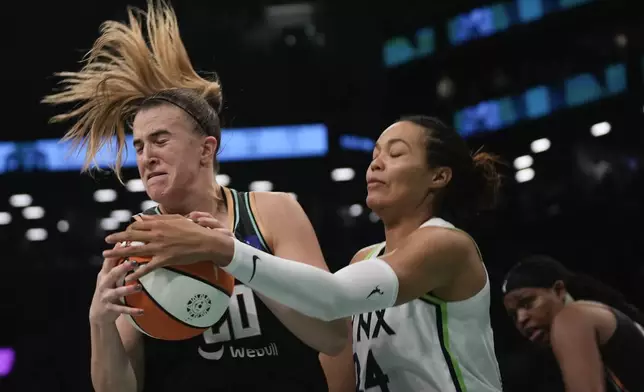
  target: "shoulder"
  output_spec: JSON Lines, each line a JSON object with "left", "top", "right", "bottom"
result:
{"left": 351, "top": 244, "right": 383, "bottom": 264}
{"left": 251, "top": 191, "right": 300, "bottom": 212}
{"left": 249, "top": 192, "right": 314, "bottom": 242}
{"left": 556, "top": 301, "right": 616, "bottom": 324}
{"left": 551, "top": 303, "right": 600, "bottom": 339}
{"left": 562, "top": 301, "right": 618, "bottom": 340}
{"left": 553, "top": 303, "right": 593, "bottom": 325}
{"left": 249, "top": 192, "right": 304, "bottom": 229}
{"left": 407, "top": 226, "right": 474, "bottom": 261}
{"left": 549, "top": 303, "right": 611, "bottom": 352}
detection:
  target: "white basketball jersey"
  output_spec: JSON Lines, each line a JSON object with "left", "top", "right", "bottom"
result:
{"left": 352, "top": 218, "right": 503, "bottom": 392}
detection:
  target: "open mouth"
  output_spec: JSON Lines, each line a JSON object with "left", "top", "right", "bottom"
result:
{"left": 525, "top": 328, "right": 545, "bottom": 343}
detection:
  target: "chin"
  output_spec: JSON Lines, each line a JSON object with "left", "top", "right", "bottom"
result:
{"left": 366, "top": 195, "right": 389, "bottom": 213}
{"left": 146, "top": 184, "right": 180, "bottom": 207}
{"left": 145, "top": 186, "right": 165, "bottom": 202}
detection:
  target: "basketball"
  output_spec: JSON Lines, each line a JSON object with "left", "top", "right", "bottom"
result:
{"left": 117, "top": 241, "right": 235, "bottom": 341}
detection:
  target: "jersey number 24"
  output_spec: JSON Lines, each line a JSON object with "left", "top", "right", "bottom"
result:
{"left": 353, "top": 350, "right": 389, "bottom": 392}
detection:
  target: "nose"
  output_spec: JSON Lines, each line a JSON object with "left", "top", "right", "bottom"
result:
{"left": 369, "top": 155, "right": 384, "bottom": 172}
{"left": 516, "top": 308, "right": 530, "bottom": 327}
{"left": 142, "top": 145, "right": 158, "bottom": 163}
{"left": 140, "top": 146, "right": 159, "bottom": 171}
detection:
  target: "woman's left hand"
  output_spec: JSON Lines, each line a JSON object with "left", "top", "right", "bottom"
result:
{"left": 186, "top": 211, "right": 234, "bottom": 238}
{"left": 103, "top": 214, "right": 235, "bottom": 282}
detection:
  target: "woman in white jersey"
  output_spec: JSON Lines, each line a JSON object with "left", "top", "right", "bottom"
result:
{"left": 106, "top": 115, "right": 505, "bottom": 392}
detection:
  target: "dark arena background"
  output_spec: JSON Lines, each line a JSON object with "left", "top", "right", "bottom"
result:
{"left": 1, "top": 0, "right": 643, "bottom": 391}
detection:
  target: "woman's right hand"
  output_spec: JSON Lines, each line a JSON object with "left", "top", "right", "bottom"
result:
{"left": 89, "top": 255, "right": 144, "bottom": 325}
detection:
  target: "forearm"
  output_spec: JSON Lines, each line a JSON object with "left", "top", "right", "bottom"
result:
{"left": 221, "top": 239, "right": 399, "bottom": 321}
{"left": 562, "top": 372, "right": 605, "bottom": 392}
{"left": 90, "top": 322, "right": 138, "bottom": 392}
{"left": 320, "top": 322, "right": 356, "bottom": 392}
{"left": 320, "top": 352, "right": 356, "bottom": 392}
{"left": 258, "top": 293, "right": 348, "bottom": 355}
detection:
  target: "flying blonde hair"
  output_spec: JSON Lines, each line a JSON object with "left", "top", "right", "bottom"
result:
{"left": 42, "top": 0, "right": 222, "bottom": 182}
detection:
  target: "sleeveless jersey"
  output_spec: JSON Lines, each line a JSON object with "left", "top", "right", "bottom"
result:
{"left": 137, "top": 188, "right": 327, "bottom": 391}
{"left": 352, "top": 217, "right": 503, "bottom": 392}
{"left": 602, "top": 307, "right": 644, "bottom": 392}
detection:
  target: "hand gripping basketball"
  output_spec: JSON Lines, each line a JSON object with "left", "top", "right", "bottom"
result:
{"left": 186, "top": 211, "right": 234, "bottom": 236}
{"left": 89, "top": 251, "right": 145, "bottom": 325}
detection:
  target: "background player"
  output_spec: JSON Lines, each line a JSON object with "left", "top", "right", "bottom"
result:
{"left": 502, "top": 255, "right": 644, "bottom": 392}
{"left": 106, "top": 116, "right": 506, "bottom": 391}
{"left": 42, "top": 1, "right": 348, "bottom": 391}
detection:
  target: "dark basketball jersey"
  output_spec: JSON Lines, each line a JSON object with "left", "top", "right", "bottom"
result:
{"left": 135, "top": 188, "right": 327, "bottom": 391}
{"left": 602, "top": 307, "right": 644, "bottom": 392}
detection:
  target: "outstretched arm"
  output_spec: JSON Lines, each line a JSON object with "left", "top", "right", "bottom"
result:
{"left": 220, "top": 223, "right": 472, "bottom": 321}
{"left": 103, "top": 203, "right": 474, "bottom": 325}
{"left": 245, "top": 192, "right": 349, "bottom": 356}
{"left": 320, "top": 245, "right": 379, "bottom": 392}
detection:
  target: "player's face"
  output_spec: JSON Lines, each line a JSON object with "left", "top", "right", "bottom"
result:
{"left": 366, "top": 121, "right": 437, "bottom": 214}
{"left": 132, "top": 104, "right": 207, "bottom": 204}
{"left": 503, "top": 286, "right": 567, "bottom": 346}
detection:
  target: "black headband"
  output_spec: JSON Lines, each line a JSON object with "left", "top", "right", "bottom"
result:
{"left": 501, "top": 256, "right": 573, "bottom": 295}
{"left": 145, "top": 95, "right": 212, "bottom": 136}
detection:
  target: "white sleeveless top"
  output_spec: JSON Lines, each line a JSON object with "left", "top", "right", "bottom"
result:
{"left": 352, "top": 218, "right": 503, "bottom": 392}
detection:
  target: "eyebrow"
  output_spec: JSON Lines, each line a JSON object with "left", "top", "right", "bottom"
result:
{"left": 374, "top": 137, "right": 412, "bottom": 150}
{"left": 132, "top": 129, "right": 171, "bottom": 147}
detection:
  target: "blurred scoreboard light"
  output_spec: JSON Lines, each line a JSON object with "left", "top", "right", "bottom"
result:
{"left": 384, "top": 0, "right": 597, "bottom": 68}
{"left": 448, "top": 0, "right": 597, "bottom": 46}
{"left": 339, "top": 134, "right": 375, "bottom": 153}
{"left": 448, "top": 4, "right": 505, "bottom": 46}
{"left": 455, "top": 63, "right": 627, "bottom": 137}
{"left": 0, "top": 123, "right": 328, "bottom": 174}
{"left": 383, "top": 27, "right": 435, "bottom": 68}
{"left": 220, "top": 123, "right": 328, "bottom": 162}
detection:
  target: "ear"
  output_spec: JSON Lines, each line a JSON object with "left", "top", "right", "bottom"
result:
{"left": 552, "top": 280, "right": 567, "bottom": 300}
{"left": 201, "top": 136, "right": 219, "bottom": 165}
{"left": 428, "top": 166, "right": 452, "bottom": 189}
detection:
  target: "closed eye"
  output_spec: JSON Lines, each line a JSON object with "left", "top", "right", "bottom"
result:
{"left": 517, "top": 297, "right": 535, "bottom": 310}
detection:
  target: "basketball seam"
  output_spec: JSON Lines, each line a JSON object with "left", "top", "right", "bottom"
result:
{"left": 137, "top": 282, "right": 205, "bottom": 330}
{"left": 122, "top": 289, "right": 156, "bottom": 337}
{"left": 164, "top": 266, "right": 233, "bottom": 296}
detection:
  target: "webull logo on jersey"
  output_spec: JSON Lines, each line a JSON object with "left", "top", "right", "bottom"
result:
{"left": 199, "top": 342, "right": 279, "bottom": 360}
{"left": 198, "top": 284, "right": 279, "bottom": 360}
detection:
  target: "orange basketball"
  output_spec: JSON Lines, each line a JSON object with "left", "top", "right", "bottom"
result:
{"left": 117, "top": 245, "right": 235, "bottom": 341}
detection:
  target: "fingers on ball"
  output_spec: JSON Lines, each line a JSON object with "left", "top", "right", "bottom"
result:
{"left": 99, "top": 260, "right": 137, "bottom": 288}
{"left": 110, "top": 283, "right": 143, "bottom": 300}
{"left": 106, "top": 303, "right": 144, "bottom": 316}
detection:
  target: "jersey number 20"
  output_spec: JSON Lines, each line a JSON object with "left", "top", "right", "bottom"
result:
{"left": 353, "top": 350, "right": 389, "bottom": 392}
{"left": 204, "top": 285, "right": 262, "bottom": 343}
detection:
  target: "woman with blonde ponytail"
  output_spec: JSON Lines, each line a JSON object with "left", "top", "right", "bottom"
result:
{"left": 44, "top": 2, "right": 346, "bottom": 391}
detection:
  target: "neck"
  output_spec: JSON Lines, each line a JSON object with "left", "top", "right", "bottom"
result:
{"left": 160, "top": 181, "right": 223, "bottom": 217}
{"left": 380, "top": 206, "right": 434, "bottom": 252}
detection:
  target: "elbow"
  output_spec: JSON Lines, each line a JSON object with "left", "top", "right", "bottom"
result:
{"left": 91, "top": 377, "right": 138, "bottom": 392}
{"left": 322, "top": 326, "right": 349, "bottom": 357}
{"left": 91, "top": 362, "right": 139, "bottom": 392}
{"left": 318, "top": 316, "right": 351, "bottom": 356}
{"left": 322, "top": 333, "right": 349, "bottom": 356}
